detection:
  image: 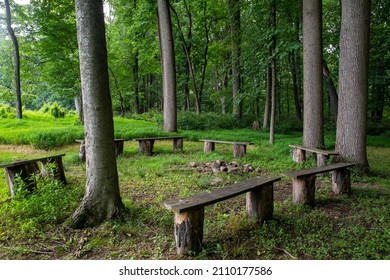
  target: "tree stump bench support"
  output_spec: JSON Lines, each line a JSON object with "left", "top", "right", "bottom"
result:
{"left": 0, "top": 154, "right": 67, "bottom": 196}
{"left": 133, "top": 136, "right": 184, "bottom": 155}
{"left": 200, "top": 139, "right": 253, "bottom": 158}
{"left": 76, "top": 139, "right": 126, "bottom": 161}
{"left": 283, "top": 162, "right": 354, "bottom": 206}
{"left": 163, "top": 176, "right": 281, "bottom": 256}
{"left": 289, "top": 144, "right": 339, "bottom": 167}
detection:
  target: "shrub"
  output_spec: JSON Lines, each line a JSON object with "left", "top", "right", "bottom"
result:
{"left": 177, "top": 112, "right": 253, "bottom": 130}
{"left": 39, "top": 102, "right": 66, "bottom": 118}
{"left": 0, "top": 103, "right": 15, "bottom": 119}
{"left": 50, "top": 102, "right": 65, "bottom": 118}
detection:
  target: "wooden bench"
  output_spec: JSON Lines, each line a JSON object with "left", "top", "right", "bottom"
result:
{"left": 163, "top": 176, "right": 281, "bottom": 256}
{"left": 0, "top": 154, "right": 67, "bottom": 196}
{"left": 76, "top": 139, "right": 126, "bottom": 161}
{"left": 133, "top": 136, "right": 184, "bottom": 155}
{"left": 289, "top": 144, "right": 339, "bottom": 166}
{"left": 200, "top": 139, "right": 254, "bottom": 157}
{"left": 283, "top": 162, "right": 354, "bottom": 206}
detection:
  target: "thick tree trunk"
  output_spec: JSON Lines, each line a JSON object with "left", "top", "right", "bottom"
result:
{"left": 336, "top": 0, "right": 370, "bottom": 172}
{"left": 157, "top": 0, "right": 177, "bottom": 132}
{"left": 303, "top": 0, "right": 324, "bottom": 149}
{"left": 67, "top": 0, "right": 125, "bottom": 229}
{"left": 4, "top": 0, "right": 22, "bottom": 119}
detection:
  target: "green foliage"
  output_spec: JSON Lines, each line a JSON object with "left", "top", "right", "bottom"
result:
{"left": 39, "top": 102, "right": 65, "bottom": 118}
{"left": 177, "top": 112, "right": 253, "bottom": 130}
{"left": 0, "top": 110, "right": 83, "bottom": 147}
{"left": 0, "top": 103, "right": 16, "bottom": 118}
{"left": 0, "top": 177, "right": 83, "bottom": 239}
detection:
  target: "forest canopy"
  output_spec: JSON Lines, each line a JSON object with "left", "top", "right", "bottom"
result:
{"left": 0, "top": 0, "right": 389, "bottom": 135}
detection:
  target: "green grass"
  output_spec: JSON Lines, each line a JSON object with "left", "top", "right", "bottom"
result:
{"left": 0, "top": 112, "right": 389, "bottom": 260}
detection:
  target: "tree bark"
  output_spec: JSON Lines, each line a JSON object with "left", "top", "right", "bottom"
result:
{"left": 289, "top": 51, "right": 302, "bottom": 121}
{"left": 336, "top": 0, "right": 370, "bottom": 172}
{"left": 133, "top": 51, "right": 140, "bottom": 115}
{"left": 157, "top": 0, "right": 177, "bottom": 132}
{"left": 302, "top": 0, "right": 324, "bottom": 148}
{"left": 263, "top": 64, "right": 272, "bottom": 131}
{"left": 269, "top": 0, "right": 277, "bottom": 145}
{"left": 228, "top": 0, "right": 242, "bottom": 118}
{"left": 4, "top": 0, "right": 22, "bottom": 119}
{"left": 67, "top": 0, "right": 125, "bottom": 229}
{"left": 323, "top": 60, "right": 338, "bottom": 122}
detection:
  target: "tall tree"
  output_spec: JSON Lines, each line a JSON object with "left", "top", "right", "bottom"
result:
{"left": 4, "top": 0, "right": 22, "bottom": 119}
{"left": 323, "top": 59, "right": 338, "bottom": 122}
{"left": 302, "top": 0, "right": 324, "bottom": 148}
{"left": 157, "top": 0, "right": 177, "bottom": 132}
{"left": 228, "top": 0, "right": 242, "bottom": 118}
{"left": 269, "top": 0, "right": 277, "bottom": 144}
{"left": 67, "top": 0, "right": 125, "bottom": 228}
{"left": 336, "top": 0, "right": 370, "bottom": 172}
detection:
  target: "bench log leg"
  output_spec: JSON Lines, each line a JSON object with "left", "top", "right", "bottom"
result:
{"left": 332, "top": 169, "right": 351, "bottom": 195}
{"left": 138, "top": 140, "right": 155, "bottom": 155}
{"left": 246, "top": 183, "right": 273, "bottom": 224}
{"left": 174, "top": 207, "right": 204, "bottom": 256}
{"left": 316, "top": 154, "right": 329, "bottom": 167}
{"left": 292, "top": 176, "right": 316, "bottom": 206}
{"left": 50, "top": 157, "right": 67, "bottom": 184}
{"left": 4, "top": 163, "right": 39, "bottom": 196}
{"left": 114, "top": 141, "right": 124, "bottom": 156}
{"left": 234, "top": 144, "right": 246, "bottom": 157}
{"left": 173, "top": 138, "right": 183, "bottom": 152}
{"left": 203, "top": 141, "right": 215, "bottom": 153}
{"left": 292, "top": 148, "right": 306, "bottom": 163}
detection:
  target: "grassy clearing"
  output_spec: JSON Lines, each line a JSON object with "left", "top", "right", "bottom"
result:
{"left": 0, "top": 114, "right": 389, "bottom": 260}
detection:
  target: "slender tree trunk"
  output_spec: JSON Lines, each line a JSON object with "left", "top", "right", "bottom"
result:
{"left": 75, "top": 92, "right": 84, "bottom": 124}
{"left": 336, "top": 0, "right": 370, "bottom": 172}
{"left": 289, "top": 51, "right": 302, "bottom": 121}
{"left": 67, "top": 0, "right": 125, "bottom": 229}
{"left": 4, "top": 0, "right": 22, "bottom": 119}
{"left": 228, "top": 0, "right": 242, "bottom": 118}
{"left": 303, "top": 0, "right": 324, "bottom": 148}
{"left": 108, "top": 67, "right": 126, "bottom": 117}
{"left": 133, "top": 51, "right": 140, "bottom": 114}
{"left": 323, "top": 60, "right": 338, "bottom": 122}
{"left": 269, "top": 0, "right": 276, "bottom": 144}
{"left": 184, "top": 60, "right": 190, "bottom": 111}
{"left": 157, "top": 0, "right": 177, "bottom": 132}
{"left": 221, "top": 63, "right": 228, "bottom": 114}
{"left": 263, "top": 64, "right": 272, "bottom": 131}
{"left": 171, "top": 1, "right": 202, "bottom": 114}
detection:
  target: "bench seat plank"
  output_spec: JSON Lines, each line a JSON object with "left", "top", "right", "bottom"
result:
{"left": 0, "top": 154, "right": 66, "bottom": 168}
{"left": 164, "top": 176, "right": 280, "bottom": 213}
{"left": 283, "top": 162, "right": 354, "bottom": 178}
{"left": 283, "top": 162, "right": 354, "bottom": 205}
{"left": 200, "top": 139, "right": 253, "bottom": 145}
{"left": 200, "top": 139, "right": 253, "bottom": 157}
{"left": 288, "top": 144, "right": 339, "bottom": 156}
{"left": 164, "top": 175, "right": 280, "bottom": 256}
{"left": 133, "top": 136, "right": 184, "bottom": 141}
{"left": 76, "top": 140, "right": 126, "bottom": 161}
{"left": 0, "top": 154, "right": 67, "bottom": 196}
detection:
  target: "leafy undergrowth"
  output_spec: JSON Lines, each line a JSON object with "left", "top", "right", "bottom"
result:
{"left": 0, "top": 138, "right": 389, "bottom": 260}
